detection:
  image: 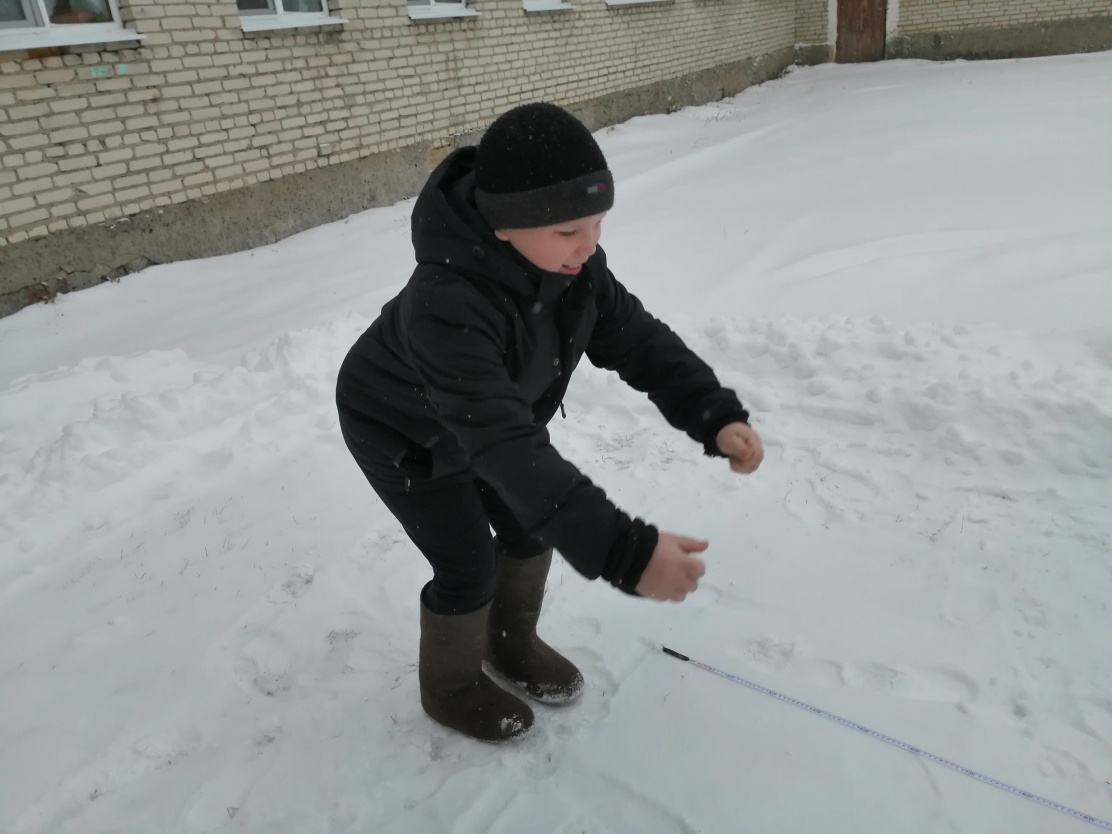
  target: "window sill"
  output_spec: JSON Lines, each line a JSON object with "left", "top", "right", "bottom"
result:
{"left": 523, "top": 0, "right": 575, "bottom": 11}
{"left": 239, "top": 13, "right": 348, "bottom": 33}
{"left": 604, "top": 0, "right": 671, "bottom": 6}
{"left": 407, "top": 5, "right": 481, "bottom": 20}
{"left": 0, "top": 25, "right": 144, "bottom": 52}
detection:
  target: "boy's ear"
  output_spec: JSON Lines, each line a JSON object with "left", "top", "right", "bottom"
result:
{"left": 493, "top": 229, "right": 511, "bottom": 242}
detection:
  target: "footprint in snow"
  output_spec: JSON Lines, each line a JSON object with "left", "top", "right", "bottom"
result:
{"left": 941, "top": 583, "right": 1000, "bottom": 626}
{"left": 1081, "top": 699, "right": 1112, "bottom": 743}
{"left": 782, "top": 477, "right": 838, "bottom": 526}
{"left": 736, "top": 641, "right": 979, "bottom": 703}
{"left": 554, "top": 613, "right": 601, "bottom": 645}
{"left": 685, "top": 579, "right": 750, "bottom": 613}
{"left": 232, "top": 627, "right": 296, "bottom": 698}
{"left": 841, "top": 662, "right": 980, "bottom": 703}
{"left": 267, "top": 564, "right": 316, "bottom": 604}
{"left": 13, "top": 727, "right": 208, "bottom": 829}
{"left": 732, "top": 640, "right": 845, "bottom": 688}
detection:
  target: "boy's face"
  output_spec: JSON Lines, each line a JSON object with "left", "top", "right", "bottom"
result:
{"left": 494, "top": 213, "right": 605, "bottom": 276}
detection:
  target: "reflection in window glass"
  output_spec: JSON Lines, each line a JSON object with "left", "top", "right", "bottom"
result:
{"left": 237, "top": 0, "right": 326, "bottom": 11}
{"left": 46, "top": 0, "right": 113, "bottom": 24}
{"left": 0, "top": 0, "right": 32, "bottom": 24}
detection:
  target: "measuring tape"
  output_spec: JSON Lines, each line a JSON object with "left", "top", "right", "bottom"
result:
{"left": 660, "top": 645, "right": 1112, "bottom": 831}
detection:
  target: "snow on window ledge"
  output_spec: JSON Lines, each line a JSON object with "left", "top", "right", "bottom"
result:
{"left": 523, "top": 0, "right": 575, "bottom": 12}
{"left": 604, "top": 0, "right": 671, "bottom": 6}
{"left": 0, "top": 25, "right": 143, "bottom": 53}
{"left": 239, "top": 13, "right": 347, "bottom": 33}
{"left": 407, "top": 5, "right": 480, "bottom": 21}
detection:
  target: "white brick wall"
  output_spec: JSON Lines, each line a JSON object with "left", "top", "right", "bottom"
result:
{"left": 897, "top": 0, "right": 1110, "bottom": 35}
{"left": 795, "top": 0, "right": 830, "bottom": 44}
{"left": 0, "top": 0, "right": 797, "bottom": 245}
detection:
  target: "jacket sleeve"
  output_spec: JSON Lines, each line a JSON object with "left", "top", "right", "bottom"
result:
{"left": 585, "top": 265, "right": 750, "bottom": 457}
{"left": 404, "top": 271, "right": 656, "bottom": 592}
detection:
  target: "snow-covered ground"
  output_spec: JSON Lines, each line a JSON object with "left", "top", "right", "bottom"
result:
{"left": 2, "top": 52, "right": 1111, "bottom": 834}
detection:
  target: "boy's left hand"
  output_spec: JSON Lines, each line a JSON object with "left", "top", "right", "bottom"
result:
{"left": 716, "top": 422, "right": 764, "bottom": 474}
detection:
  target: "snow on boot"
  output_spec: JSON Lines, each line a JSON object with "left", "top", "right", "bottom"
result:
{"left": 487, "top": 549, "right": 585, "bottom": 705}
{"left": 419, "top": 596, "right": 534, "bottom": 743}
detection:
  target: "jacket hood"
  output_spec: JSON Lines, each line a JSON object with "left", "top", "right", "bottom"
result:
{"left": 411, "top": 148, "right": 577, "bottom": 299}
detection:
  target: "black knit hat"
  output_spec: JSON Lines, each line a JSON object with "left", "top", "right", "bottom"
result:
{"left": 474, "top": 102, "right": 614, "bottom": 230}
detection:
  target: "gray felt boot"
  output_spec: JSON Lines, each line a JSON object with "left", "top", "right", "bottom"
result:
{"left": 487, "top": 549, "right": 585, "bottom": 704}
{"left": 419, "top": 597, "right": 534, "bottom": 742}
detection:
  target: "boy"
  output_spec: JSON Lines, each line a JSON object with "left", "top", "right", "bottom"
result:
{"left": 336, "top": 103, "right": 763, "bottom": 743}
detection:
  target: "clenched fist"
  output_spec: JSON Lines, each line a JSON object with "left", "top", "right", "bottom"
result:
{"left": 716, "top": 422, "right": 764, "bottom": 474}
{"left": 636, "top": 533, "right": 708, "bottom": 602}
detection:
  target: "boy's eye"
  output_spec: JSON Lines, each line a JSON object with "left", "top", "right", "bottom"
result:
{"left": 557, "top": 230, "right": 576, "bottom": 238}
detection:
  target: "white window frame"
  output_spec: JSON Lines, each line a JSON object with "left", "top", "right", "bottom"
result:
{"left": 522, "top": 0, "right": 573, "bottom": 13}
{"left": 0, "top": 0, "right": 143, "bottom": 51}
{"left": 236, "top": 0, "right": 347, "bottom": 33}
{"left": 407, "top": 0, "right": 479, "bottom": 22}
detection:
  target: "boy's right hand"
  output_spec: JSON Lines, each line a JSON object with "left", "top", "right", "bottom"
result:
{"left": 636, "top": 533, "right": 708, "bottom": 602}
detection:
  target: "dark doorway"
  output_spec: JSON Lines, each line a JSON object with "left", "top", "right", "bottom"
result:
{"left": 836, "top": 0, "right": 888, "bottom": 63}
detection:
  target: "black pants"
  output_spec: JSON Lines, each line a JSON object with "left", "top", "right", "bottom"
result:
{"left": 369, "top": 478, "right": 548, "bottom": 615}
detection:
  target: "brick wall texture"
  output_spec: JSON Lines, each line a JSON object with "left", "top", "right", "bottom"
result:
{"left": 0, "top": 0, "right": 796, "bottom": 247}
{"left": 795, "top": 0, "right": 829, "bottom": 44}
{"left": 898, "top": 0, "right": 1111, "bottom": 35}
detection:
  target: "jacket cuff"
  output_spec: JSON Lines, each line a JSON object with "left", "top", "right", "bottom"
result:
{"left": 702, "top": 409, "right": 750, "bottom": 458}
{"left": 601, "top": 518, "right": 658, "bottom": 595}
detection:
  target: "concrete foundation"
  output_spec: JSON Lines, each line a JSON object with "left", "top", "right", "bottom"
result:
{"left": 887, "top": 16, "right": 1112, "bottom": 61}
{"left": 0, "top": 46, "right": 801, "bottom": 319}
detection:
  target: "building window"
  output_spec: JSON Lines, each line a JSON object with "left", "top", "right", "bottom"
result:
{"left": 1, "top": 0, "right": 113, "bottom": 25}
{"left": 407, "top": 0, "right": 479, "bottom": 21}
{"left": 522, "top": 0, "right": 573, "bottom": 11}
{"left": 0, "top": 0, "right": 142, "bottom": 48}
{"left": 236, "top": 0, "right": 347, "bottom": 32}
{"left": 238, "top": 0, "right": 323, "bottom": 14}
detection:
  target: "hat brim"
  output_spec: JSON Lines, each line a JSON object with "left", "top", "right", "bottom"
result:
{"left": 475, "top": 170, "right": 614, "bottom": 230}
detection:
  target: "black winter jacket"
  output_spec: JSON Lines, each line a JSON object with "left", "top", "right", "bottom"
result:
{"left": 336, "top": 148, "right": 749, "bottom": 593}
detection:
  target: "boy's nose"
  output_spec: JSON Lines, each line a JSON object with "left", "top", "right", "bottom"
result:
{"left": 578, "top": 231, "right": 600, "bottom": 259}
